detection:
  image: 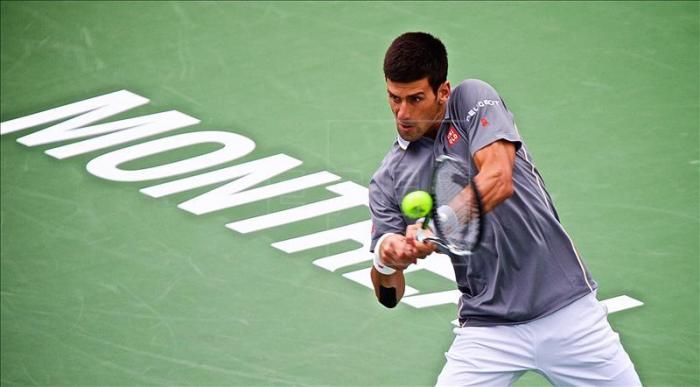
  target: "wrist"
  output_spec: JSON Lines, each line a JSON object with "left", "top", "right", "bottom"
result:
{"left": 373, "top": 233, "right": 397, "bottom": 275}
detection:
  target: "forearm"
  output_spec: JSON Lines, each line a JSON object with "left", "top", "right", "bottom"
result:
{"left": 370, "top": 266, "right": 406, "bottom": 308}
{"left": 473, "top": 140, "right": 516, "bottom": 213}
{"left": 369, "top": 233, "right": 412, "bottom": 308}
{"left": 474, "top": 165, "right": 513, "bottom": 213}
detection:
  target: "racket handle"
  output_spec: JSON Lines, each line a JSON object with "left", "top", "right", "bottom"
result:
{"left": 416, "top": 219, "right": 435, "bottom": 242}
{"left": 421, "top": 205, "right": 432, "bottom": 230}
{"left": 416, "top": 228, "right": 426, "bottom": 242}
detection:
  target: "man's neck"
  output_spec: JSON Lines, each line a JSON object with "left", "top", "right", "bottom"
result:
{"left": 425, "top": 105, "right": 447, "bottom": 139}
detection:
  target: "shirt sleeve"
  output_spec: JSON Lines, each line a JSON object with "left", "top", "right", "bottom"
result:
{"left": 448, "top": 79, "right": 522, "bottom": 156}
{"left": 368, "top": 170, "right": 406, "bottom": 253}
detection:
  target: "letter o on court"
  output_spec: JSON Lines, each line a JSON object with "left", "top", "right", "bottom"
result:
{"left": 86, "top": 131, "right": 256, "bottom": 182}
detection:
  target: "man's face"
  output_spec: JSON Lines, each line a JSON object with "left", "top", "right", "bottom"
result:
{"left": 386, "top": 77, "right": 449, "bottom": 142}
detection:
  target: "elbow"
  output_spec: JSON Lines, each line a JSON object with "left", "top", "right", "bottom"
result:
{"left": 379, "top": 298, "right": 399, "bottom": 309}
{"left": 378, "top": 286, "right": 398, "bottom": 308}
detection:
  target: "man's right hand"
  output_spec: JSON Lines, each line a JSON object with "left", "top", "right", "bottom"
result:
{"left": 379, "top": 234, "right": 428, "bottom": 271}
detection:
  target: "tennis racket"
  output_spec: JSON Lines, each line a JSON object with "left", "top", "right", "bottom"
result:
{"left": 416, "top": 155, "right": 484, "bottom": 256}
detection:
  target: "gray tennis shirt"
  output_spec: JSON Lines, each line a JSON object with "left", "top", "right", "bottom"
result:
{"left": 369, "top": 136, "right": 435, "bottom": 243}
{"left": 369, "top": 79, "right": 597, "bottom": 326}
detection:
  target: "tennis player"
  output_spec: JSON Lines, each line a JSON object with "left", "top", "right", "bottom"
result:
{"left": 368, "top": 32, "right": 641, "bottom": 386}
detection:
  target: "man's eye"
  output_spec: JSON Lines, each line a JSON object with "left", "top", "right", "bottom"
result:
{"left": 391, "top": 96, "right": 401, "bottom": 103}
{"left": 411, "top": 97, "right": 423, "bottom": 103}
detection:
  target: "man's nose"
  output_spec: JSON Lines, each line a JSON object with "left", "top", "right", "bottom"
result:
{"left": 396, "top": 101, "right": 411, "bottom": 121}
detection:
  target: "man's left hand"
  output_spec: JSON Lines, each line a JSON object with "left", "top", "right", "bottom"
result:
{"left": 405, "top": 223, "right": 438, "bottom": 259}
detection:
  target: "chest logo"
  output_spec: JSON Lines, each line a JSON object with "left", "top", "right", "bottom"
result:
{"left": 481, "top": 117, "right": 490, "bottom": 127}
{"left": 447, "top": 126, "right": 460, "bottom": 147}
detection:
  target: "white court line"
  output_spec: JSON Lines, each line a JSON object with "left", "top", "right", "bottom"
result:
{"left": 450, "top": 295, "right": 644, "bottom": 326}
{"left": 599, "top": 295, "right": 644, "bottom": 314}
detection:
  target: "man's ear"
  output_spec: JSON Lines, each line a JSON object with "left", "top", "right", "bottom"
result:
{"left": 438, "top": 81, "right": 451, "bottom": 105}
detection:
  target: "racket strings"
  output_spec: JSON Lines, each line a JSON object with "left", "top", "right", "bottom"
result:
{"left": 433, "top": 160, "right": 482, "bottom": 252}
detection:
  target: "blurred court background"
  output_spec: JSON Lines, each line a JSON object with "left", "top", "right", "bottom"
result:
{"left": 1, "top": 1, "right": 698, "bottom": 386}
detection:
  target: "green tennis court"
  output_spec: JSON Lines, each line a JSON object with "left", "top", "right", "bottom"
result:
{"left": 1, "top": 1, "right": 698, "bottom": 386}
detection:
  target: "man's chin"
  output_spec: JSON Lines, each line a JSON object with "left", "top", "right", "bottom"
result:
{"left": 398, "top": 133, "right": 418, "bottom": 142}
{"left": 398, "top": 128, "right": 420, "bottom": 142}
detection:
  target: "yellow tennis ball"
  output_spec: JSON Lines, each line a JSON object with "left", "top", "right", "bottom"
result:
{"left": 401, "top": 190, "right": 433, "bottom": 219}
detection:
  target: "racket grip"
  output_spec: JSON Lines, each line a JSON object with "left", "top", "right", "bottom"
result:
{"left": 416, "top": 228, "right": 426, "bottom": 242}
{"left": 415, "top": 218, "right": 435, "bottom": 242}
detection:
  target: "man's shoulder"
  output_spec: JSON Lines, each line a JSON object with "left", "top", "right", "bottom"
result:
{"left": 459, "top": 78, "right": 494, "bottom": 87}
{"left": 371, "top": 141, "right": 403, "bottom": 183}
{"left": 371, "top": 137, "right": 434, "bottom": 184}
{"left": 447, "top": 79, "right": 506, "bottom": 125}
{"left": 452, "top": 78, "right": 501, "bottom": 100}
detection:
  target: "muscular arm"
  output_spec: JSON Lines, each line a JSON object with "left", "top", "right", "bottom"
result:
{"left": 369, "top": 233, "right": 433, "bottom": 308}
{"left": 473, "top": 140, "right": 516, "bottom": 212}
{"left": 370, "top": 266, "right": 406, "bottom": 308}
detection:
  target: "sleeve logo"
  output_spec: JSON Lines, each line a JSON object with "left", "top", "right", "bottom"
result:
{"left": 466, "top": 99, "right": 500, "bottom": 122}
{"left": 447, "top": 126, "right": 460, "bottom": 147}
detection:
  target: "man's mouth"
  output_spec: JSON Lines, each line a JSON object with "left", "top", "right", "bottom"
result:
{"left": 398, "top": 122, "right": 414, "bottom": 131}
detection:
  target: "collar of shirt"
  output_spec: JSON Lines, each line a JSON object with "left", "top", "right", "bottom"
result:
{"left": 397, "top": 136, "right": 410, "bottom": 150}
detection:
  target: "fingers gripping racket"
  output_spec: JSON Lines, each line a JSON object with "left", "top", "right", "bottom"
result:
{"left": 416, "top": 155, "right": 484, "bottom": 256}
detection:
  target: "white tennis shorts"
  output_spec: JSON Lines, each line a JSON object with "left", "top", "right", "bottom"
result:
{"left": 436, "top": 292, "right": 641, "bottom": 386}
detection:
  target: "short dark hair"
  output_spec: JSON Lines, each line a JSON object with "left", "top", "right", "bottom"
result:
{"left": 383, "top": 32, "right": 448, "bottom": 94}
